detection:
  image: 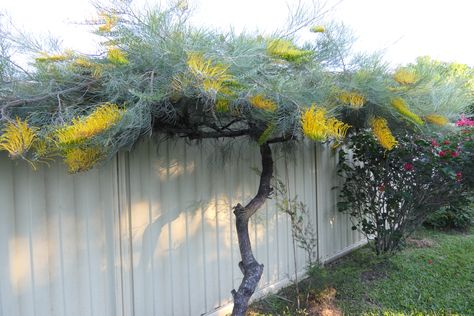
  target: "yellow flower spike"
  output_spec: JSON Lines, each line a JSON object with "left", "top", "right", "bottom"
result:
{"left": 56, "top": 103, "right": 124, "bottom": 146}
{"left": 36, "top": 50, "right": 73, "bottom": 63}
{"left": 310, "top": 25, "right": 325, "bottom": 33}
{"left": 393, "top": 68, "right": 418, "bottom": 85}
{"left": 73, "top": 57, "right": 103, "bottom": 78}
{"left": 391, "top": 97, "right": 424, "bottom": 125}
{"left": 370, "top": 117, "right": 398, "bottom": 151}
{"left": 107, "top": 47, "right": 129, "bottom": 65}
{"left": 186, "top": 53, "right": 233, "bottom": 93}
{"left": 326, "top": 117, "right": 351, "bottom": 140}
{"left": 249, "top": 95, "right": 277, "bottom": 112}
{"left": 425, "top": 114, "right": 449, "bottom": 126}
{"left": 301, "top": 105, "right": 328, "bottom": 142}
{"left": 202, "top": 79, "right": 224, "bottom": 93}
{"left": 266, "top": 39, "right": 312, "bottom": 62}
{"left": 98, "top": 12, "right": 118, "bottom": 32}
{"left": 338, "top": 91, "right": 365, "bottom": 108}
{"left": 0, "top": 118, "right": 37, "bottom": 158}
{"left": 63, "top": 147, "right": 102, "bottom": 173}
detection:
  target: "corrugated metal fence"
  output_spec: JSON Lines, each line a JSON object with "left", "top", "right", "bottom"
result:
{"left": 0, "top": 139, "right": 364, "bottom": 316}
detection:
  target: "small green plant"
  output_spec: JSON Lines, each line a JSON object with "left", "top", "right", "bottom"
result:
{"left": 274, "top": 177, "right": 318, "bottom": 266}
{"left": 424, "top": 204, "right": 474, "bottom": 230}
{"left": 273, "top": 176, "right": 318, "bottom": 309}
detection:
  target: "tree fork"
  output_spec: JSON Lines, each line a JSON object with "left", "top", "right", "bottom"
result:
{"left": 231, "top": 143, "right": 273, "bottom": 316}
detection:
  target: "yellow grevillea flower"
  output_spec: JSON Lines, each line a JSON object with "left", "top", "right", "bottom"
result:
{"left": 338, "top": 91, "right": 365, "bottom": 108}
{"left": 107, "top": 47, "right": 129, "bottom": 65}
{"left": 302, "top": 106, "right": 327, "bottom": 141}
{"left": 63, "top": 147, "right": 102, "bottom": 173}
{"left": 249, "top": 95, "right": 277, "bottom": 112}
{"left": 310, "top": 25, "right": 325, "bottom": 33}
{"left": 98, "top": 12, "right": 118, "bottom": 32}
{"left": 202, "top": 79, "right": 225, "bottom": 93}
{"left": 370, "top": 117, "right": 398, "bottom": 150}
{"left": 425, "top": 114, "right": 449, "bottom": 126}
{"left": 391, "top": 97, "right": 424, "bottom": 125}
{"left": 301, "top": 105, "right": 350, "bottom": 142}
{"left": 0, "top": 118, "right": 37, "bottom": 158}
{"left": 393, "top": 68, "right": 417, "bottom": 85}
{"left": 326, "top": 117, "right": 351, "bottom": 140}
{"left": 73, "top": 57, "right": 103, "bottom": 78}
{"left": 267, "top": 39, "right": 312, "bottom": 62}
{"left": 187, "top": 53, "right": 232, "bottom": 93}
{"left": 56, "top": 104, "right": 124, "bottom": 146}
{"left": 36, "top": 50, "right": 73, "bottom": 63}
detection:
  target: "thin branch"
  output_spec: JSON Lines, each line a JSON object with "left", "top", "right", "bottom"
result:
{"left": 1, "top": 80, "right": 97, "bottom": 109}
{"left": 161, "top": 126, "right": 251, "bottom": 140}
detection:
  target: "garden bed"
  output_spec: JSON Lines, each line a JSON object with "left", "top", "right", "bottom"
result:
{"left": 249, "top": 227, "right": 474, "bottom": 315}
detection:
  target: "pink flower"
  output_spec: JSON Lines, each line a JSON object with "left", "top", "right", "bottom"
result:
{"left": 456, "top": 172, "right": 462, "bottom": 182}
{"left": 439, "top": 150, "right": 446, "bottom": 157}
{"left": 456, "top": 115, "right": 474, "bottom": 127}
{"left": 431, "top": 139, "right": 439, "bottom": 147}
{"left": 451, "top": 151, "right": 459, "bottom": 158}
{"left": 403, "top": 162, "right": 414, "bottom": 171}
{"left": 443, "top": 140, "right": 450, "bottom": 145}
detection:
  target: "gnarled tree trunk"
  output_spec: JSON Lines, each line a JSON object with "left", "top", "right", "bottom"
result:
{"left": 231, "top": 143, "right": 273, "bottom": 316}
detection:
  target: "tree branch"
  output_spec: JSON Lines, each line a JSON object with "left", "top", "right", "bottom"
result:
{"left": 231, "top": 143, "right": 273, "bottom": 316}
{"left": 1, "top": 80, "right": 97, "bottom": 109}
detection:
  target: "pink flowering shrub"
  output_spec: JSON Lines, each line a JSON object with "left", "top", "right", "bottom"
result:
{"left": 338, "top": 127, "right": 473, "bottom": 254}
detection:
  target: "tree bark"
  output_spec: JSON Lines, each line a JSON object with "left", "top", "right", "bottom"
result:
{"left": 231, "top": 143, "right": 273, "bottom": 316}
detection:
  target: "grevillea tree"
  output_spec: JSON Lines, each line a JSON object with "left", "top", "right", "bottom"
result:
{"left": 0, "top": 2, "right": 472, "bottom": 314}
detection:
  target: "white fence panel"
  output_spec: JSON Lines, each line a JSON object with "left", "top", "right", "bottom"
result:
{"left": 0, "top": 153, "right": 121, "bottom": 316}
{"left": 0, "top": 140, "right": 365, "bottom": 316}
{"left": 316, "top": 144, "right": 365, "bottom": 261}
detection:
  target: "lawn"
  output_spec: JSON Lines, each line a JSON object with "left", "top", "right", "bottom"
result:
{"left": 249, "top": 228, "right": 474, "bottom": 315}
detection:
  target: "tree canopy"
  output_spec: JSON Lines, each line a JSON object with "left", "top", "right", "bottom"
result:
{"left": 2, "top": 2, "right": 473, "bottom": 315}
{"left": 0, "top": 1, "right": 472, "bottom": 172}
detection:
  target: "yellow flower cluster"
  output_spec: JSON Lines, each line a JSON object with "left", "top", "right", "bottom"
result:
{"left": 63, "top": 147, "right": 102, "bottom": 173}
{"left": 0, "top": 118, "right": 37, "bottom": 158}
{"left": 266, "top": 39, "right": 312, "bottom": 62}
{"left": 187, "top": 53, "right": 232, "bottom": 93}
{"left": 393, "top": 68, "right": 417, "bottom": 85}
{"left": 301, "top": 105, "right": 350, "bottom": 142}
{"left": 249, "top": 95, "right": 277, "bottom": 112}
{"left": 391, "top": 97, "right": 424, "bottom": 125}
{"left": 56, "top": 104, "right": 124, "bottom": 146}
{"left": 370, "top": 117, "right": 398, "bottom": 150}
{"left": 73, "top": 57, "right": 103, "bottom": 78}
{"left": 36, "top": 51, "right": 73, "bottom": 63}
{"left": 107, "top": 47, "right": 129, "bottom": 65}
{"left": 98, "top": 12, "right": 118, "bottom": 32}
{"left": 310, "top": 26, "right": 325, "bottom": 33}
{"left": 338, "top": 91, "right": 365, "bottom": 108}
{"left": 425, "top": 114, "right": 449, "bottom": 126}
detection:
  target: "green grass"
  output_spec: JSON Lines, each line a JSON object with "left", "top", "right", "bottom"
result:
{"left": 250, "top": 228, "right": 474, "bottom": 315}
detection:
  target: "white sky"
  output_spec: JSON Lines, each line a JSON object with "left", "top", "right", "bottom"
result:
{"left": 2, "top": 0, "right": 474, "bottom": 67}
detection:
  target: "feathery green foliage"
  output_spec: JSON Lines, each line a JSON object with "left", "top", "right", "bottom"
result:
{"left": 0, "top": 1, "right": 472, "bottom": 172}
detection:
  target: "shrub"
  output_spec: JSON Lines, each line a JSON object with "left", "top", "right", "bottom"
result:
{"left": 424, "top": 205, "right": 474, "bottom": 230}
{"left": 337, "top": 131, "right": 468, "bottom": 254}
{"left": 424, "top": 123, "right": 474, "bottom": 230}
